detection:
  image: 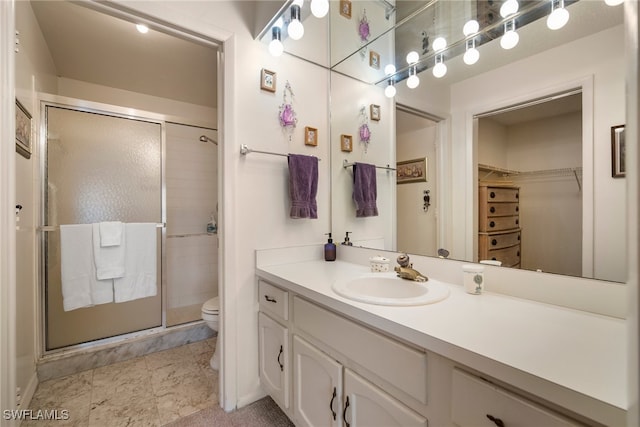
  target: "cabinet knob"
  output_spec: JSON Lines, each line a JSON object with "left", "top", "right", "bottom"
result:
{"left": 491, "top": 239, "right": 498, "bottom": 246}
{"left": 515, "top": 193, "right": 519, "bottom": 199}
{"left": 489, "top": 206, "right": 496, "bottom": 213}
{"left": 490, "top": 191, "right": 496, "bottom": 198}
{"left": 277, "top": 345, "right": 284, "bottom": 371}
{"left": 486, "top": 414, "right": 505, "bottom": 427}
{"left": 515, "top": 206, "right": 519, "bottom": 212}
{"left": 515, "top": 219, "right": 519, "bottom": 225}
{"left": 489, "top": 221, "right": 495, "bottom": 228}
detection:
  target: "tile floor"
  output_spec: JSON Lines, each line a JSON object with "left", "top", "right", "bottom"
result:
{"left": 22, "top": 338, "right": 275, "bottom": 427}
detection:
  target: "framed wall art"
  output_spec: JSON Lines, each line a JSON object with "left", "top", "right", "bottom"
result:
{"left": 370, "top": 104, "right": 380, "bottom": 121}
{"left": 15, "top": 99, "right": 32, "bottom": 159}
{"left": 340, "top": 0, "right": 352, "bottom": 19}
{"left": 369, "top": 50, "right": 380, "bottom": 69}
{"left": 340, "top": 134, "right": 353, "bottom": 152}
{"left": 304, "top": 126, "right": 318, "bottom": 146}
{"left": 260, "top": 68, "right": 276, "bottom": 92}
{"left": 611, "top": 124, "right": 625, "bottom": 178}
{"left": 396, "top": 157, "right": 427, "bottom": 184}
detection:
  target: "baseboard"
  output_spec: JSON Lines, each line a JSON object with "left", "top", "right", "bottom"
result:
{"left": 236, "top": 386, "right": 267, "bottom": 410}
{"left": 17, "top": 371, "right": 38, "bottom": 410}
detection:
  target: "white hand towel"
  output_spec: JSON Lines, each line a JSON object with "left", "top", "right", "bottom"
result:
{"left": 92, "top": 223, "right": 126, "bottom": 280}
{"left": 114, "top": 223, "right": 157, "bottom": 303}
{"left": 60, "top": 224, "right": 114, "bottom": 311}
{"left": 99, "top": 221, "right": 123, "bottom": 247}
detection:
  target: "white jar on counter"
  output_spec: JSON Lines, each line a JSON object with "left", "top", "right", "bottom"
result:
{"left": 462, "top": 264, "right": 484, "bottom": 294}
{"left": 369, "top": 256, "right": 390, "bottom": 272}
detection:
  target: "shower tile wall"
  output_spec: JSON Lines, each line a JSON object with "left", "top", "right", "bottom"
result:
{"left": 166, "top": 123, "right": 218, "bottom": 326}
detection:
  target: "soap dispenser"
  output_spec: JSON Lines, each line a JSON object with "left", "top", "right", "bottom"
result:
{"left": 342, "top": 231, "right": 353, "bottom": 246}
{"left": 324, "top": 233, "right": 336, "bottom": 261}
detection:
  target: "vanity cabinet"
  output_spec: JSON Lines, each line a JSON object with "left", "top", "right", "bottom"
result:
{"left": 258, "top": 312, "right": 289, "bottom": 410}
{"left": 479, "top": 184, "right": 521, "bottom": 267}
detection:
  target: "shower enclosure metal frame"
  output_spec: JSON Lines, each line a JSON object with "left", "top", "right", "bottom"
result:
{"left": 36, "top": 93, "right": 214, "bottom": 356}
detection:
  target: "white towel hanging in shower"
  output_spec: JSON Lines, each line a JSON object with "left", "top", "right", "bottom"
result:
{"left": 113, "top": 223, "right": 157, "bottom": 303}
{"left": 92, "top": 223, "right": 126, "bottom": 280}
{"left": 99, "top": 221, "right": 123, "bottom": 247}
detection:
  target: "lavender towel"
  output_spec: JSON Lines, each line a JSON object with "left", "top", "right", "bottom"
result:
{"left": 353, "top": 162, "right": 378, "bottom": 217}
{"left": 288, "top": 154, "right": 318, "bottom": 219}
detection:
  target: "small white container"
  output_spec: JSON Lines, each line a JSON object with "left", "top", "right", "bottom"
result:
{"left": 369, "top": 256, "right": 390, "bottom": 272}
{"left": 462, "top": 264, "right": 484, "bottom": 294}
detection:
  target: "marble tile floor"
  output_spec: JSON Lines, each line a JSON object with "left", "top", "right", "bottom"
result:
{"left": 22, "top": 338, "right": 289, "bottom": 427}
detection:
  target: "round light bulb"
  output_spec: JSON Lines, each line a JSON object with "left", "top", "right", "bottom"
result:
{"left": 407, "top": 74, "right": 420, "bottom": 89}
{"left": 288, "top": 19, "right": 304, "bottom": 40}
{"left": 463, "top": 19, "right": 479, "bottom": 36}
{"left": 292, "top": 0, "right": 304, "bottom": 7}
{"left": 384, "top": 64, "right": 396, "bottom": 75}
{"left": 500, "top": 0, "right": 519, "bottom": 17}
{"left": 310, "top": 0, "right": 329, "bottom": 18}
{"left": 136, "top": 24, "right": 149, "bottom": 34}
{"left": 433, "top": 36, "right": 447, "bottom": 52}
{"left": 406, "top": 51, "right": 419, "bottom": 65}
{"left": 269, "top": 39, "right": 284, "bottom": 56}
{"left": 433, "top": 62, "right": 447, "bottom": 78}
{"left": 604, "top": 0, "right": 623, "bottom": 5}
{"left": 547, "top": 7, "right": 569, "bottom": 30}
{"left": 463, "top": 47, "right": 480, "bottom": 65}
{"left": 385, "top": 84, "right": 396, "bottom": 98}
{"left": 500, "top": 29, "right": 519, "bottom": 50}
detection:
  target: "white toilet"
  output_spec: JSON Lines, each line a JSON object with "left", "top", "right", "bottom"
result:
{"left": 201, "top": 296, "right": 220, "bottom": 370}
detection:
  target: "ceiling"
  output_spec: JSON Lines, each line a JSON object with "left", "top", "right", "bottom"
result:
{"left": 30, "top": 1, "right": 218, "bottom": 109}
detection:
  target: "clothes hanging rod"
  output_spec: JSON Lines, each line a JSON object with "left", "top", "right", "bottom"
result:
{"left": 240, "top": 144, "right": 321, "bottom": 161}
{"left": 38, "top": 223, "right": 166, "bottom": 232}
{"left": 343, "top": 159, "right": 396, "bottom": 171}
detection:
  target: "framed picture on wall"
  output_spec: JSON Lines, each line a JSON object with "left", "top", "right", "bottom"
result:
{"left": 369, "top": 50, "right": 380, "bottom": 69}
{"left": 260, "top": 68, "right": 276, "bottom": 92}
{"left": 370, "top": 104, "right": 381, "bottom": 121}
{"left": 339, "top": 0, "right": 352, "bottom": 19}
{"left": 396, "top": 157, "right": 427, "bottom": 184}
{"left": 611, "top": 124, "right": 625, "bottom": 178}
{"left": 15, "top": 99, "right": 32, "bottom": 159}
{"left": 340, "top": 134, "right": 353, "bottom": 152}
{"left": 304, "top": 126, "right": 318, "bottom": 146}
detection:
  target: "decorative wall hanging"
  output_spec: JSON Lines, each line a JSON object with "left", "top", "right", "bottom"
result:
{"left": 370, "top": 104, "right": 381, "bottom": 121}
{"left": 358, "top": 8, "right": 370, "bottom": 42}
{"left": 369, "top": 51, "right": 380, "bottom": 69}
{"left": 611, "top": 124, "right": 625, "bottom": 178}
{"left": 305, "top": 127, "right": 318, "bottom": 146}
{"left": 358, "top": 106, "right": 371, "bottom": 152}
{"left": 397, "top": 158, "right": 428, "bottom": 184}
{"left": 260, "top": 68, "right": 276, "bottom": 92}
{"left": 15, "top": 99, "right": 32, "bottom": 159}
{"left": 340, "top": 0, "right": 352, "bottom": 19}
{"left": 341, "top": 134, "right": 353, "bottom": 152}
{"left": 279, "top": 81, "right": 298, "bottom": 139}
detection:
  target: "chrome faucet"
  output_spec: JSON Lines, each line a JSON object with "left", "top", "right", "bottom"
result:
{"left": 394, "top": 254, "right": 428, "bottom": 282}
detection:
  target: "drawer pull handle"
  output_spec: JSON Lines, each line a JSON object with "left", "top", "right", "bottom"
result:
{"left": 516, "top": 206, "right": 519, "bottom": 212}
{"left": 329, "top": 387, "right": 337, "bottom": 420}
{"left": 264, "top": 295, "right": 277, "bottom": 303}
{"left": 489, "top": 206, "right": 496, "bottom": 213}
{"left": 515, "top": 219, "right": 519, "bottom": 225}
{"left": 343, "top": 395, "right": 350, "bottom": 427}
{"left": 486, "top": 414, "right": 505, "bottom": 427}
{"left": 491, "top": 257, "right": 497, "bottom": 261}
{"left": 489, "top": 221, "right": 495, "bottom": 228}
{"left": 277, "top": 345, "right": 284, "bottom": 371}
{"left": 491, "top": 239, "right": 498, "bottom": 246}
{"left": 490, "top": 191, "right": 496, "bottom": 198}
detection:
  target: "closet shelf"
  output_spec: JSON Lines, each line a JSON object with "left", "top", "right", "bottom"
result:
{"left": 479, "top": 164, "right": 583, "bottom": 191}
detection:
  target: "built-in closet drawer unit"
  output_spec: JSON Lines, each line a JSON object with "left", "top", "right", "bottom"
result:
{"left": 259, "top": 279, "right": 289, "bottom": 321}
{"left": 479, "top": 184, "right": 521, "bottom": 268}
{"left": 293, "top": 296, "right": 428, "bottom": 404}
{"left": 451, "top": 369, "right": 579, "bottom": 426}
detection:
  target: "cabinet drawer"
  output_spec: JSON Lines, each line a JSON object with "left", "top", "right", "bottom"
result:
{"left": 451, "top": 369, "right": 578, "bottom": 426}
{"left": 479, "top": 230, "right": 520, "bottom": 251}
{"left": 259, "top": 280, "right": 288, "bottom": 321}
{"left": 479, "top": 215, "right": 520, "bottom": 232}
{"left": 294, "top": 296, "right": 428, "bottom": 404}
{"left": 483, "top": 244, "right": 521, "bottom": 267}
{"left": 480, "top": 186, "right": 519, "bottom": 203}
{"left": 483, "top": 202, "right": 519, "bottom": 217}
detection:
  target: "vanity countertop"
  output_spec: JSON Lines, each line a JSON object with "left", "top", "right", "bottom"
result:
{"left": 256, "top": 259, "right": 626, "bottom": 426}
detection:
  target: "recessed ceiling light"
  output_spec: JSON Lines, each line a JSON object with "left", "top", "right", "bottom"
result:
{"left": 136, "top": 24, "right": 149, "bottom": 34}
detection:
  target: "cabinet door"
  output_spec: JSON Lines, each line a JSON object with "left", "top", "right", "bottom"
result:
{"left": 258, "top": 312, "right": 289, "bottom": 408}
{"left": 343, "top": 369, "right": 427, "bottom": 427}
{"left": 293, "top": 336, "right": 343, "bottom": 427}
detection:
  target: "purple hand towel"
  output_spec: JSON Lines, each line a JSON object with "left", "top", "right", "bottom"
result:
{"left": 353, "top": 162, "right": 378, "bottom": 217}
{"left": 288, "top": 154, "right": 318, "bottom": 219}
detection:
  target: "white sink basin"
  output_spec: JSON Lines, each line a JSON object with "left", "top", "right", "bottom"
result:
{"left": 332, "top": 272, "right": 450, "bottom": 306}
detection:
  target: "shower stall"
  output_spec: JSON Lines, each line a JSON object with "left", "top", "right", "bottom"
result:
{"left": 41, "top": 96, "right": 218, "bottom": 351}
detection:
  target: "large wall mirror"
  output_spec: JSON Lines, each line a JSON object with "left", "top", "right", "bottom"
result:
{"left": 260, "top": 0, "right": 625, "bottom": 283}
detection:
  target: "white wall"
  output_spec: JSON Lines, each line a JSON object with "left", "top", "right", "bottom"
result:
{"left": 396, "top": 111, "right": 438, "bottom": 256}
{"left": 450, "top": 25, "right": 626, "bottom": 282}
{"left": 14, "top": 0, "right": 58, "bottom": 408}
{"left": 477, "top": 118, "right": 508, "bottom": 168}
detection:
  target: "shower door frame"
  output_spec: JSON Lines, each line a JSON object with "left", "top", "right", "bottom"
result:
{"left": 37, "top": 93, "right": 212, "bottom": 356}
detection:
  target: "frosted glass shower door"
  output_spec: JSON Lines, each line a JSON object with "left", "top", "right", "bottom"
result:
{"left": 44, "top": 105, "right": 163, "bottom": 350}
